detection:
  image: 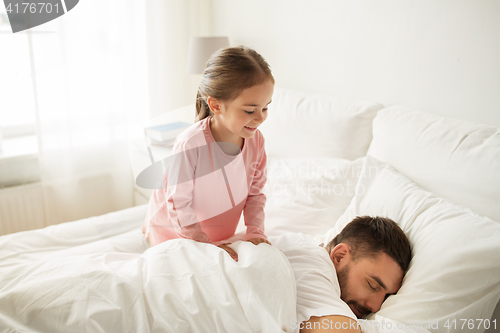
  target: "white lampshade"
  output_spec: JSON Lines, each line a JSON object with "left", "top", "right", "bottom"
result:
{"left": 187, "top": 36, "right": 230, "bottom": 74}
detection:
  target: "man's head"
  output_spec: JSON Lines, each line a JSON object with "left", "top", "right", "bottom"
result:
{"left": 325, "top": 216, "right": 412, "bottom": 318}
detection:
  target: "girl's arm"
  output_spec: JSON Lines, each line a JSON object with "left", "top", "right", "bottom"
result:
{"left": 243, "top": 138, "right": 268, "bottom": 242}
{"left": 164, "top": 143, "right": 211, "bottom": 243}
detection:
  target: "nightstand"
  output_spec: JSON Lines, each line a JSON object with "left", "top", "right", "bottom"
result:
{"left": 129, "top": 104, "right": 195, "bottom": 206}
{"left": 128, "top": 137, "right": 174, "bottom": 205}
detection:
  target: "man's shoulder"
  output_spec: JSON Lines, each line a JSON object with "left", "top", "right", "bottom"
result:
{"left": 271, "top": 232, "right": 357, "bottom": 326}
{"left": 270, "top": 232, "right": 320, "bottom": 250}
{"left": 272, "top": 233, "right": 336, "bottom": 281}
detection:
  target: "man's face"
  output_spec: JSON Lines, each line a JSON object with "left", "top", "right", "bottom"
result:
{"left": 333, "top": 247, "right": 404, "bottom": 318}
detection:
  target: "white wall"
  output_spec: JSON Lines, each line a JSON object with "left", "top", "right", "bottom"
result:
{"left": 144, "top": 0, "right": 213, "bottom": 119}
{"left": 211, "top": 0, "right": 500, "bottom": 127}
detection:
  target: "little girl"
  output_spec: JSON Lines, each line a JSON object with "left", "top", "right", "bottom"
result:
{"left": 143, "top": 46, "right": 274, "bottom": 261}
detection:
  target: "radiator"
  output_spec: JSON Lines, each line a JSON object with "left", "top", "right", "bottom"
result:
{"left": 0, "top": 171, "right": 133, "bottom": 236}
{"left": 0, "top": 182, "right": 47, "bottom": 235}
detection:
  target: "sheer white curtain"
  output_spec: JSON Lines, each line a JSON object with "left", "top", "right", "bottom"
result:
{"left": 3, "top": 0, "right": 211, "bottom": 224}
{"left": 31, "top": 0, "right": 150, "bottom": 223}
{"left": 145, "top": 0, "right": 212, "bottom": 118}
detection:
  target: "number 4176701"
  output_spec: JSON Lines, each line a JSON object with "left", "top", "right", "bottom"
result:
{"left": 444, "top": 319, "right": 496, "bottom": 330}
{"left": 6, "top": 3, "right": 61, "bottom": 14}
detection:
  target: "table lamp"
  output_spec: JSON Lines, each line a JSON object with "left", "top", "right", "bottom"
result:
{"left": 187, "top": 36, "right": 230, "bottom": 74}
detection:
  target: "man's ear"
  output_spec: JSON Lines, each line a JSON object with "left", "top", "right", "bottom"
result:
{"left": 207, "top": 96, "right": 222, "bottom": 115}
{"left": 330, "top": 243, "right": 351, "bottom": 269}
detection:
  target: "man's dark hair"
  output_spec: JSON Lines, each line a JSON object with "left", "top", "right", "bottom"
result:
{"left": 326, "top": 216, "right": 412, "bottom": 272}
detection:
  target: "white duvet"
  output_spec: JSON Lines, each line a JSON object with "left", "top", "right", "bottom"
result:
{"left": 0, "top": 239, "right": 296, "bottom": 333}
{"left": 0, "top": 201, "right": 430, "bottom": 333}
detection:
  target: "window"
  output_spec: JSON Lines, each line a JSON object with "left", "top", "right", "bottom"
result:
{"left": 0, "top": 4, "right": 37, "bottom": 138}
{"left": 0, "top": 5, "right": 40, "bottom": 188}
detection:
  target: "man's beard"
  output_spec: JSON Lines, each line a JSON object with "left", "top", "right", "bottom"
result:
{"left": 337, "top": 264, "right": 371, "bottom": 318}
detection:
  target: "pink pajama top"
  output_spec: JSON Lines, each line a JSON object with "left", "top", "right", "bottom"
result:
{"left": 143, "top": 116, "right": 267, "bottom": 246}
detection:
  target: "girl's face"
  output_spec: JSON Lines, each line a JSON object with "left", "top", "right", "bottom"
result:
{"left": 208, "top": 79, "right": 274, "bottom": 145}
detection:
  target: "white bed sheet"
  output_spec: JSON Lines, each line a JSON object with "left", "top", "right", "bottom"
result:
{"left": 0, "top": 205, "right": 150, "bottom": 269}
{"left": 0, "top": 238, "right": 296, "bottom": 333}
{"left": 0, "top": 158, "right": 429, "bottom": 333}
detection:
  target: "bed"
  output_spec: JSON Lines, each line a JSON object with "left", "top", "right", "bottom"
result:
{"left": 0, "top": 87, "right": 499, "bottom": 333}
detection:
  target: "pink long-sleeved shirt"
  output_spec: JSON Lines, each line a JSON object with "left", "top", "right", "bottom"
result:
{"left": 143, "top": 116, "right": 267, "bottom": 246}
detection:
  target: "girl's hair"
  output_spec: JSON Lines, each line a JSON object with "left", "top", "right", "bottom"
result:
{"left": 195, "top": 45, "right": 275, "bottom": 122}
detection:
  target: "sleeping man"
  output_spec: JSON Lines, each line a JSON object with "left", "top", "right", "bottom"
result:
{"left": 272, "top": 215, "right": 412, "bottom": 333}
{"left": 0, "top": 215, "right": 411, "bottom": 332}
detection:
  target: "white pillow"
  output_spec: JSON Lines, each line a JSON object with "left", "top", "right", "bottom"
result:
{"left": 262, "top": 157, "right": 363, "bottom": 238}
{"left": 324, "top": 157, "right": 500, "bottom": 333}
{"left": 367, "top": 106, "right": 500, "bottom": 222}
{"left": 260, "top": 87, "right": 383, "bottom": 160}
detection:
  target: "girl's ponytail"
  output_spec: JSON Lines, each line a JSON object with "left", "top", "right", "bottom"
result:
{"left": 195, "top": 90, "right": 211, "bottom": 122}
{"left": 195, "top": 46, "right": 274, "bottom": 122}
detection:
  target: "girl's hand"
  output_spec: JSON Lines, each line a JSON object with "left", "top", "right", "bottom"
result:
{"left": 218, "top": 243, "right": 238, "bottom": 261}
{"left": 247, "top": 238, "right": 271, "bottom": 246}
